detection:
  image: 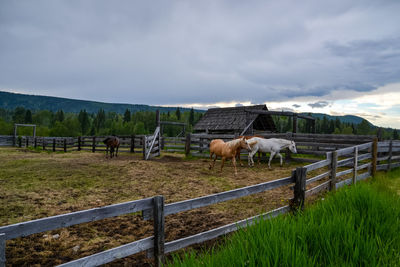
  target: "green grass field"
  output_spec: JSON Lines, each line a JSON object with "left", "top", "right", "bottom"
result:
{"left": 169, "top": 169, "right": 400, "bottom": 266}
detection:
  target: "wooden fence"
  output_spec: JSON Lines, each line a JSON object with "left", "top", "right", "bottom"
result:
{"left": 1, "top": 139, "right": 399, "bottom": 266}
{"left": 0, "top": 131, "right": 161, "bottom": 160}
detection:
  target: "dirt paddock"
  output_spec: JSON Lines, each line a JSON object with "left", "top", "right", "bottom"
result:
{"left": 0, "top": 148, "right": 315, "bottom": 266}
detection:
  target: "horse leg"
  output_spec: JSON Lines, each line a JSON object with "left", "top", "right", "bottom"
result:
{"left": 248, "top": 149, "right": 257, "bottom": 167}
{"left": 220, "top": 157, "right": 226, "bottom": 173}
{"left": 237, "top": 149, "right": 243, "bottom": 167}
{"left": 116, "top": 146, "right": 119, "bottom": 157}
{"left": 257, "top": 151, "right": 261, "bottom": 165}
{"left": 268, "top": 151, "right": 276, "bottom": 170}
{"left": 277, "top": 152, "right": 283, "bottom": 167}
{"left": 209, "top": 152, "right": 216, "bottom": 170}
{"left": 105, "top": 146, "right": 109, "bottom": 158}
{"left": 232, "top": 157, "right": 238, "bottom": 176}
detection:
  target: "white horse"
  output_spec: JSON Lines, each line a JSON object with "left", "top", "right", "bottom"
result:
{"left": 247, "top": 137, "right": 297, "bottom": 169}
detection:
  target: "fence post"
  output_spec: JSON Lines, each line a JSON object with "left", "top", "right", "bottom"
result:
{"left": 292, "top": 115, "right": 298, "bottom": 133}
{"left": 142, "top": 136, "right": 147, "bottom": 159}
{"left": 78, "top": 136, "right": 81, "bottom": 151}
{"left": 353, "top": 146, "right": 358, "bottom": 184}
{"left": 292, "top": 167, "right": 306, "bottom": 211}
{"left": 387, "top": 139, "right": 393, "bottom": 171}
{"left": 53, "top": 138, "right": 56, "bottom": 152}
{"left": 153, "top": 196, "right": 165, "bottom": 267}
{"left": 42, "top": 138, "right": 46, "bottom": 151}
{"left": 130, "top": 135, "right": 135, "bottom": 153}
{"left": 92, "top": 137, "right": 96, "bottom": 153}
{"left": 18, "top": 137, "right": 22, "bottom": 148}
{"left": 25, "top": 137, "right": 29, "bottom": 148}
{"left": 0, "top": 233, "right": 5, "bottom": 267}
{"left": 372, "top": 137, "right": 378, "bottom": 177}
{"left": 185, "top": 133, "right": 191, "bottom": 156}
{"left": 285, "top": 132, "right": 292, "bottom": 162}
{"left": 64, "top": 139, "right": 67, "bottom": 152}
{"left": 34, "top": 137, "right": 37, "bottom": 149}
{"left": 160, "top": 136, "right": 164, "bottom": 150}
{"left": 330, "top": 151, "right": 338, "bottom": 191}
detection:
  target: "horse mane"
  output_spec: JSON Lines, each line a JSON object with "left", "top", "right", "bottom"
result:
{"left": 247, "top": 139, "right": 258, "bottom": 146}
{"left": 274, "top": 138, "right": 293, "bottom": 147}
{"left": 226, "top": 138, "right": 242, "bottom": 148}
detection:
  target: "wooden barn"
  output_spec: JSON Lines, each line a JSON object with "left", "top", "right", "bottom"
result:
{"left": 194, "top": 105, "right": 276, "bottom": 135}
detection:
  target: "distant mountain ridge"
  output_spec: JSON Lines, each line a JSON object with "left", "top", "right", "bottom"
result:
{"left": 1, "top": 90, "right": 373, "bottom": 126}
{"left": 0, "top": 91, "right": 195, "bottom": 114}
{"left": 302, "top": 113, "right": 371, "bottom": 125}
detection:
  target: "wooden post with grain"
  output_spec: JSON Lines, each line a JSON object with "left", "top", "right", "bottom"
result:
{"left": 92, "top": 136, "right": 96, "bottom": 153}
{"left": 285, "top": 132, "right": 292, "bottom": 162}
{"left": 185, "top": 133, "right": 191, "bottom": 156}
{"left": 372, "top": 137, "right": 378, "bottom": 177}
{"left": 387, "top": 139, "right": 393, "bottom": 171}
{"left": 153, "top": 196, "right": 165, "bottom": 267}
{"left": 130, "top": 135, "right": 135, "bottom": 153}
{"left": 292, "top": 167, "right": 306, "bottom": 211}
{"left": 53, "top": 138, "right": 56, "bottom": 152}
{"left": 330, "top": 151, "right": 338, "bottom": 191}
{"left": 77, "top": 136, "right": 81, "bottom": 151}
{"left": 292, "top": 115, "right": 298, "bottom": 133}
{"left": 142, "top": 136, "right": 147, "bottom": 159}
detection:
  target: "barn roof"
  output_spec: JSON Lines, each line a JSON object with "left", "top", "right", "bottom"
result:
{"left": 194, "top": 105, "right": 276, "bottom": 134}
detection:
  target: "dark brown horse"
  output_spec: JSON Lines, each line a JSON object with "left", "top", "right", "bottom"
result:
{"left": 103, "top": 136, "right": 120, "bottom": 158}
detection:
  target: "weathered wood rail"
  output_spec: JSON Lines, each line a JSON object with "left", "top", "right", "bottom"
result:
{"left": 1, "top": 139, "right": 398, "bottom": 266}
{"left": 0, "top": 133, "right": 161, "bottom": 160}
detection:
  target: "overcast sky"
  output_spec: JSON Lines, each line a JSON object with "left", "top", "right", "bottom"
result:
{"left": 1, "top": 1, "right": 400, "bottom": 128}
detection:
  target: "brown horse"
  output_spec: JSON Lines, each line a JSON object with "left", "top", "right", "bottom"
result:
{"left": 235, "top": 135, "right": 263, "bottom": 166}
{"left": 209, "top": 137, "right": 252, "bottom": 175}
{"left": 103, "top": 136, "right": 120, "bottom": 158}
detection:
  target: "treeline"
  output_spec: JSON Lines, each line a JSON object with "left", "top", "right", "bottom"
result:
{"left": 273, "top": 115, "right": 399, "bottom": 139}
{"left": 0, "top": 107, "right": 399, "bottom": 139}
{"left": 0, "top": 107, "right": 203, "bottom": 137}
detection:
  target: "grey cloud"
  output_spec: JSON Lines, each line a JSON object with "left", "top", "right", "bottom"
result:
{"left": 0, "top": 1, "right": 399, "bottom": 105}
{"left": 308, "top": 101, "right": 330, "bottom": 108}
{"left": 293, "top": 104, "right": 301, "bottom": 108}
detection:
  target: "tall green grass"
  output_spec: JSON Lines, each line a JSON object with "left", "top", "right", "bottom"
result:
{"left": 169, "top": 172, "right": 400, "bottom": 266}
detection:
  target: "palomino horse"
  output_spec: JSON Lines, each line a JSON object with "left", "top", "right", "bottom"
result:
{"left": 247, "top": 138, "right": 297, "bottom": 169}
{"left": 103, "top": 136, "right": 120, "bottom": 158}
{"left": 235, "top": 135, "right": 263, "bottom": 166}
{"left": 209, "top": 137, "right": 252, "bottom": 175}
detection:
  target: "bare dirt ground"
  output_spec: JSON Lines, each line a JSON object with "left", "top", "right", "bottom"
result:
{"left": 0, "top": 148, "right": 327, "bottom": 266}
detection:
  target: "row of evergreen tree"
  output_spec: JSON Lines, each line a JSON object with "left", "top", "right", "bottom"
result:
{"left": 0, "top": 107, "right": 398, "bottom": 139}
{"left": 0, "top": 107, "right": 202, "bottom": 137}
{"left": 273, "top": 115, "right": 399, "bottom": 140}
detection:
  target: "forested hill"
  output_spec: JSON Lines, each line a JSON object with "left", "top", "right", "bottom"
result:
{"left": 305, "top": 113, "right": 371, "bottom": 125}
{"left": 0, "top": 91, "right": 194, "bottom": 114}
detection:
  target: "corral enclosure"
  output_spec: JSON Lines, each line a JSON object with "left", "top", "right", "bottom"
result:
{"left": 1, "top": 131, "right": 399, "bottom": 266}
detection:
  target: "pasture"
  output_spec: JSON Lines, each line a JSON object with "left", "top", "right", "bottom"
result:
{"left": 0, "top": 147, "right": 307, "bottom": 266}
